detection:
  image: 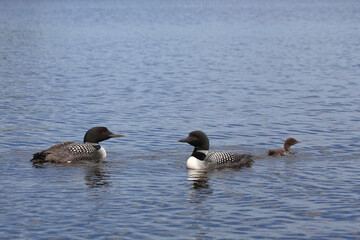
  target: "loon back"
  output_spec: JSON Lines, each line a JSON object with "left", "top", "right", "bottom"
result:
{"left": 268, "top": 149, "right": 293, "bottom": 156}
{"left": 206, "top": 151, "right": 253, "bottom": 167}
{"left": 31, "top": 142, "right": 105, "bottom": 163}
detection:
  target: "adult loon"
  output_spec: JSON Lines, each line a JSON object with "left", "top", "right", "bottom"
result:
{"left": 178, "top": 130, "right": 253, "bottom": 170}
{"left": 31, "top": 127, "right": 124, "bottom": 163}
{"left": 268, "top": 138, "right": 300, "bottom": 156}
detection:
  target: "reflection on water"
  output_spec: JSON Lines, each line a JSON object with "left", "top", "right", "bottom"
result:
{"left": 187, "top": 169, "right": 210, "bottom": 190}
{"left": 32, "top": 160, "right": 112, "bottom": 189}
{"left": 84, "top": 162, "right": 111, "bottom": 189}
{"left": 186, "top": 169, "right": 213, "bottom": 240}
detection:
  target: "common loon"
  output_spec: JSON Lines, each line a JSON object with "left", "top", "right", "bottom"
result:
{"left": 178, "top": 130, "right": 253, "bottom": 170}
{"left": 268, "top": 138, "right": 300, "bottom": 156}
{"left": 31, "top": 127, "right": 124, "bottom": 163}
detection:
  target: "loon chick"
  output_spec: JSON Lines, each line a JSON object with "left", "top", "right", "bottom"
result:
{"left": 31, "top": 127, "right": 124, "bottom": 163}
{"left": 268, "top": 138, "right": 300, "bottom": 156}
{"left": 178, "top": 131, "right": 253, "bottom": 170}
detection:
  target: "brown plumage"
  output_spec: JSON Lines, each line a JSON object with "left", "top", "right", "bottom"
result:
{"left": 268, "top": 138, "right": 300, "bottom": 156}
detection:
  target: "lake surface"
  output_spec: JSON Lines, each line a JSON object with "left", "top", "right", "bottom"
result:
{"left": 1, "top": 0, "right": 360, "bottom": 239}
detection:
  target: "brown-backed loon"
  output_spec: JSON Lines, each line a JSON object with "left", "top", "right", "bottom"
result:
{"left": 268, "top": 138, "right": 300, "bottom": 156}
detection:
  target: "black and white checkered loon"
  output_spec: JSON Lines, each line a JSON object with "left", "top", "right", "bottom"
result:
{"left": 31, "top": 127, "right": 124, "bottom": 163}
{"left": 179, "top": 131, "right": 253, "bottom": 170}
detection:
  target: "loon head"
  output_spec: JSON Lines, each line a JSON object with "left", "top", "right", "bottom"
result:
{"left": 178, "top": 130, "right": 210, "bottom": 150}
{"left": 83, "top": 127, "right": 125, "bottom": 144}
{"left": 284, "top": 138, "right": 300, "bottom": 151}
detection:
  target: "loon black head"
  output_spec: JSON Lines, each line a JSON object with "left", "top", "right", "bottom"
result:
{"left": 178, "top": 130, "right": 210, "bottom": 150}
{"left": 83, "top": 127, "right": 125, "bottom": 144}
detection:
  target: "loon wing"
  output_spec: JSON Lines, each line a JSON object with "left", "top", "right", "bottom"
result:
{"left": 206, "top": 151, "right": 253, "bottom": 168}
{"left": 31, "top": 142, "right": 99, "bottom": 163}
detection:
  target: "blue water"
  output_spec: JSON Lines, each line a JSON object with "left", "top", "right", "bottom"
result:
{"left": 1, "top": 0, "right": 360, "bottom": 239}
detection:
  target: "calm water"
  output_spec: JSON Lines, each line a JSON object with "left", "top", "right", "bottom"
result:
{"left": 1, "top": 0, "right": 360, "bottom": 239}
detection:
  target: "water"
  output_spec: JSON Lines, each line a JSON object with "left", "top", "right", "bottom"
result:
{"left": 1, "top": 0, "right": 360, "bottom": 239}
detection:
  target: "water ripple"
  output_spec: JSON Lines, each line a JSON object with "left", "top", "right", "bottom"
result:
{"left": 1, "top": 0, "right": 360, "bottom": 239}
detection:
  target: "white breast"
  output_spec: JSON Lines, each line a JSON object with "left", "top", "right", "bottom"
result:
{"left": 186, "top": 156, "right": 206, "bottom": 170}
{"left": 98, "top": 146, "right": 107, "bottom": 158}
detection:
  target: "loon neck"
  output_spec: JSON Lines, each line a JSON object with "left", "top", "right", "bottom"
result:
{"left": 85, "top": 142, "right": 101, "bottom": 150}
{"left": 192, "top": 149, "right": 208, "bottom": 161}
{"left": 193, "top": 148, "right": 209, "bottom": 154}
{"left": 284, "top": 142, "right": 291, "bottom": 151}
{"left": 194, "top": 144, "right": 209, "bottom": 151}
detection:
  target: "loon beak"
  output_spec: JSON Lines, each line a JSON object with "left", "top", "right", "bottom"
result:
{"left": 178, "top": 136, "right": 190, "bottom": 143}
{"left": 109, "top": 132, "right": 125, "bottom": 138}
